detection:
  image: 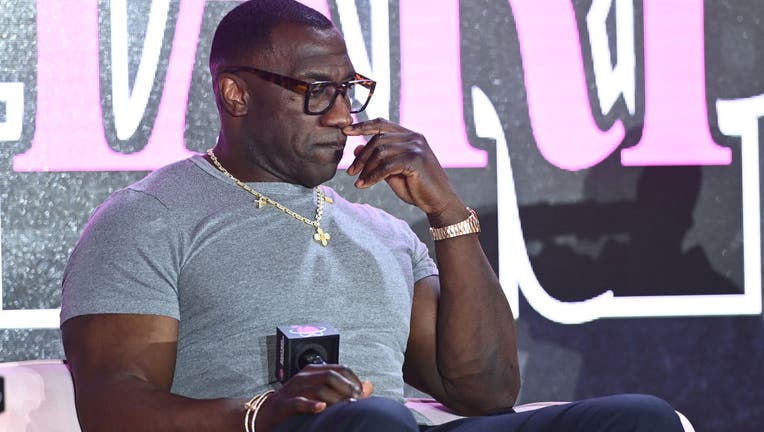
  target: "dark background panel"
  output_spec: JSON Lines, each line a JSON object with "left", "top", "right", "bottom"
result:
{"left": 458, "top": 2, "right": 762, "bottom": 431}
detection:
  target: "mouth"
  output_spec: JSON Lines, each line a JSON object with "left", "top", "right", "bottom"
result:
{"left": 312, "top": 138, "right": 347, "bottom": 164}
{"left": 314, "top": 139, "right": 346, "bottom": 150}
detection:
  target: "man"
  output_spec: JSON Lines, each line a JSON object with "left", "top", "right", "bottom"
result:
{"left": 60, "top": 1, "right": 683, "bottom": 431}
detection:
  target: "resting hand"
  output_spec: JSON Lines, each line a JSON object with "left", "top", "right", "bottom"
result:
{"left": 256, "top": 364, "right": 373, "bottom": 432}
{"left": 343, "top": 118, "right": 464, "bottom": 220}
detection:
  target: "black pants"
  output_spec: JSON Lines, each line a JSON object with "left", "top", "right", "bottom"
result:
{"left": 273, "top": 394, "right": 684, "bottom": 432}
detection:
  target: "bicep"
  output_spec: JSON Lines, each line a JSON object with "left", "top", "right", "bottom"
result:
{"left": 62, "top": 313, "right": 179, "bottom": 392}
{"left": 402, "top": 275, "right": 445, "bottom": 398}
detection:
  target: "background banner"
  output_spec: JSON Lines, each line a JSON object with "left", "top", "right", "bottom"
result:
{"left": 1, "top": 1, "right": 762, "bottom": 430}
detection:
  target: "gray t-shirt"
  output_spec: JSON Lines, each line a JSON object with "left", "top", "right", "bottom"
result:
{"left": 61, "top": 155, "right": 438, "bottom": 405}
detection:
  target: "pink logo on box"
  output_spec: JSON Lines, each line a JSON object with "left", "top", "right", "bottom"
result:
{"left": 289, "top": 325, "right": 327, "bottom": 338}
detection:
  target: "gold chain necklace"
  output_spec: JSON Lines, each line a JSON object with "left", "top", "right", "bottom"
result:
{"left": 206, "top": 148, "right": 333, "bottom": 246}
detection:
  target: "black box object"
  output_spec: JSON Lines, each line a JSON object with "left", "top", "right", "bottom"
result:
{"left": 276, "top": 323, "right": 339, "bottom": 383}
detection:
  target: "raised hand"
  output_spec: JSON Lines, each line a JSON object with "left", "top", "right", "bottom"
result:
{"left": 343, "top": 118, "right": 466, "bottom": 222}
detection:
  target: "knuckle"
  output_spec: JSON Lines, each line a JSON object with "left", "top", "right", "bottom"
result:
{"left": 293, "top": 368, "right": 316, "bottom": 379}
{"left": 320, "top": 370, "right": 344, "bottom": 387}
{"left": 411, "top": 146, "right": 425, "bottom": 157}
{"left": 409, "top": 133, "right": 427, "bottom": 147}
{"left": 318, "top": 368, "right": 338, "bottom": 380}
{"left": 330, "top": 367, "right": 350, "bottom": 380}
{"left": 371, "top": 144, "right": 387, "bottom": 157}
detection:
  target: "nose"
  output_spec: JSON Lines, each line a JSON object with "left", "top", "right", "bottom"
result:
{"left": 319, "top": 91, "right": 353, "bottom": 128}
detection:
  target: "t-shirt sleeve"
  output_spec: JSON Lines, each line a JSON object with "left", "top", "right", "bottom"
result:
{"left": 60, "top": 189, "right": 181, "bottom": 324}
{"left": 404, "top": 220, "right": 439, "bottom": 283}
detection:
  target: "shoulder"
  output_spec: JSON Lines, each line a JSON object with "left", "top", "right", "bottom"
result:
{"left": 126, "top": 157, "right": 210, "bottom": 206}
{"left": 75, "top": 189, "right": 176, "bottom": 257}
{"left": 83, "top": 157, "right": 210, "bottom": 238}
{"left": 93, "top": 155, "right": 220, "bottom": 219}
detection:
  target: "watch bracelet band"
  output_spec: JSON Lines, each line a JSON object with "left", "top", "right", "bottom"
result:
{"left": 429, "top": 207, "right": 481, "bottom": 241}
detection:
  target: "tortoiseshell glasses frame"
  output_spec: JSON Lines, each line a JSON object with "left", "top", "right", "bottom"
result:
{"left": 222, "top": 67, "right": 376, "bottom": 115}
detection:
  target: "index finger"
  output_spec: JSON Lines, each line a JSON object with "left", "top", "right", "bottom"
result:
{"left": 342, "top": 118, "right": 409, "bottom": 136}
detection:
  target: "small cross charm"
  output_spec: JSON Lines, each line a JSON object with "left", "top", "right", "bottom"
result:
{"left": 255, "top": 197, "right": 267, "bottom": 208}
{"left": 313, "top": 227, "right": 331, "bottom": 246}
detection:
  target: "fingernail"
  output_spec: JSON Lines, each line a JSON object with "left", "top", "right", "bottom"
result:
{"left": 355, "top": 179, "right": 364, "bottom": 187}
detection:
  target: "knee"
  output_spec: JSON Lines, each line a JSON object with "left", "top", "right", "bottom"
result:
{"left": 605, "top": 394, "right": 683, "bottom": 432}
{"left": 316, "top": 397, "right": 418, "bottom": 432}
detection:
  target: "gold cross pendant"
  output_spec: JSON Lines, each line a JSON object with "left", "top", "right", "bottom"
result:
{"left": 255, "top": 197, "right": 267, "bottom": 208}
{"left": 314, "top": 227, "right": 331, "bottom": 246}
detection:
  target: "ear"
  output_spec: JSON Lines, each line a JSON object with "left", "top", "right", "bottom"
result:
{"left": 217, "top": 74, "right": 250, "bottom": 117}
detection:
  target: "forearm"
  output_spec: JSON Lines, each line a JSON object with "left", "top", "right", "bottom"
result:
{"left": 429, "top": 206, "right": 520, "bottom": 414}
{"left": 343, "top": 118, "right": 519, "bottom": 412}
{"left": 75, "top": 375, "right": 247, "bottom": 432}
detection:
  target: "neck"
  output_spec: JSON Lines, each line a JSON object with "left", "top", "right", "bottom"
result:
{"left": 207, "top": 134, "right": 275, "bottom": 183}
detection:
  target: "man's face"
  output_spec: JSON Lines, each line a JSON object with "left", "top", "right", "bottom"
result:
{"left": 237, "top": 23, "right": 356, "bottom": 187}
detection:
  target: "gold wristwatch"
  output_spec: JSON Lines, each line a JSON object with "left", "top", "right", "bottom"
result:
{"left": 429, "top": 207, "right": 481, "bottom": 241}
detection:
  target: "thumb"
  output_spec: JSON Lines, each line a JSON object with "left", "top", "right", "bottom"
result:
{"left": 290, "top": 397, "right": 327, "bottom": 414}
{"left": 360, "top": 381, "right": 374, "bottom": 398}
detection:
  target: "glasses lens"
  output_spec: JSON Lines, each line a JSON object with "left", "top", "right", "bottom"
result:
{"left": 306, "top": 83, "right": 337, "bottom": 114}
{"left": 347, "top": 81, "right": 372, "bottom": 113}
{"left": 305, "top": 80, "right": 374, "bottom": 114}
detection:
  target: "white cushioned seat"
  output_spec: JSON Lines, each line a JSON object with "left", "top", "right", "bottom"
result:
{"left": 0, "top": 360, "right": 695, "bottom": 431}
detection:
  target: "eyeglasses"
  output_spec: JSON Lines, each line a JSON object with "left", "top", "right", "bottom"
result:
{"left": 222, "top": 67, "right": 376, "bottom": 115}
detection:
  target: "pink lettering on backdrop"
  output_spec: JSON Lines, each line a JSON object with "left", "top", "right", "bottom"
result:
{"left": 297, "top": 0, "right": 330, "bottom": 18}
{"left": 14, "top": 0, "right": 201, "bottom": 171}
{"left": 15, "top": 1, "right": 728, "bottom": 172}
{"left": 15, "top": 0, "right": 483, "bottom": 172}
{"left": 620, "top": 0, "right": 731, "bottom": 165}
{"left": 399, "top": 1, "right": 487, "bottom": 167}
{"left": 15, "top": 0, "right": 105, "bottom": 171}
{"left": 509, "top": 0, "right": 625, "bottom": 171}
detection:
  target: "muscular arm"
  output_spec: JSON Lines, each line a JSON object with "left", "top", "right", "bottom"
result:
{"left": 62, "top": 314, "right": 246, "bottom": 432}
{"left": 63, "top": 314, "right": 370, "bottom": 432}
{"left": 404, "top": 235, "right": 520, "bottom": 415}
{"left": 344, "top": 119, "right": 520, "bottom": 415}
